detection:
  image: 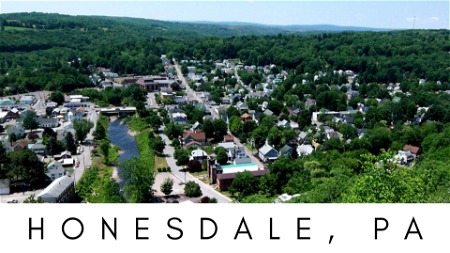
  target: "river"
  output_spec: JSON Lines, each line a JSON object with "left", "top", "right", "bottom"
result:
{"left": 107, "top": 118, "right": 140, "bottom": 183}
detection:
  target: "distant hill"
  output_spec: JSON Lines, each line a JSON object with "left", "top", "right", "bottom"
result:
{"left": 192, "top": 21, "right": 392, "bottom": 32}
{"left": 0, "top": 12, "right": 391, "bottom": 38}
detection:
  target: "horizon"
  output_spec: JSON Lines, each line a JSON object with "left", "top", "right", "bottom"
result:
{"left": 0, "top": 1, "right": 448, "bottom": 30}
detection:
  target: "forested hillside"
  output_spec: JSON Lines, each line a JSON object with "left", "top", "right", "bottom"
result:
{"left": 0, "top": 13, "right": 448, "bottom": 95}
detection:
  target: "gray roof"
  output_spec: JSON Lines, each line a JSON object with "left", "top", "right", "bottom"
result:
{"left": 37, "top": 117, "right": 58, "bottom": 125}
{"left": 259, "top": 143, "right": 277, "bottom": 155}
{"left": 263, "top": 109, "right": 273, "bottom": 116}
{"left": 38, "top": 176, "right": 74, "bottom": 199}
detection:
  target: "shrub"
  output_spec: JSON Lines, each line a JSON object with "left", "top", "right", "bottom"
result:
{"left": 184, "top": 181, "right": 202, "bottom": 197}
{"left": 209, "top": 197, "right": 218, "bottom": 203}
{"left": 200, "top": 196, "right": 210, "bottom": 203}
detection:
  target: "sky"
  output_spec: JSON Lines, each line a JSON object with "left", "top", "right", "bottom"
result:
{"left": 0, "top": 0, "right": 448, "bottom": 29}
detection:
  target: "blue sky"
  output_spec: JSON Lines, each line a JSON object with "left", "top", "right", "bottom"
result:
{"left": 1, "top": 1, "right": 448, "bottom": 29}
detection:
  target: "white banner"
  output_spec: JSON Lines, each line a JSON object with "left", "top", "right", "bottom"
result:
{"left": 0, "top": 204, "right": 443, "bottom": 252}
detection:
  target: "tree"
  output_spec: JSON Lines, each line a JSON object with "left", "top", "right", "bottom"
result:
{"left": 7, "top": 150, "right": 46, "bottom": 189}
{"left": 181, "top": 64, "right": 189, "bottom": 75}
{"left": 93, "top": 123, "right": 106, "bottom": 140}
{"left": 160, "top": 177, "right": 174, "bottom": 196}
{"left": 187, "top": 160, "right": 202, "bottom": 172}
{"left": 174, "top": 148, "right": 189, "bottom": 166}
{"left": 212, "top": 118, "right": 228, "bottom": 141}
{"left": 164, "top": 122, "right": 183, "bottom": 139}
{"left": 50, "top": 90, "right": 65, "bottom": 105}
{"left": 215, "top": 147, "right": 228, "bottom": 165}
{"left": 65, "top": 132, "right": 77, "bottom": 154}
{"left": 184, "top": 181, "right": 202, "bottom": 197}
{"left": 73, "top": 120, "right": 94, "bottom": 142}
{"left": 149, "top": 134, "right": 165, "bottom": 154}
{"left": 202, "top": 119, "right": 214, "bottom": 138}
{"left": 121, "top": 157, "right": 155, "bottom": 203}
{"left": 23, "top": 111, "right": 39, "bottom": 133}
{"left": 100, "top": 139, "right": 110, "bottom": 165}
{"left": 229, "top": 171, "right": 260, "bottom": 199}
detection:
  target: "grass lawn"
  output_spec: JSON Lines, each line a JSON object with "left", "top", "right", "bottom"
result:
{"left": 4, "top": 26, "right": 34, "bottom": 31}
{"left": 154, "top": 154, "right": 169, "bottom": 169}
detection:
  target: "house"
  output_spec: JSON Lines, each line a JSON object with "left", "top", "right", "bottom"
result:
{"left": 287, "top": 107, "right": 300, "bottom": 117}
{"left": 240, "top": 113, "right": 253, "bottom": 123}
{"left": 54, "top": 151, "right": 72, "bottom": 161}
{"left": 236, "top": 101, "right": 248, "bottom": 111}
{"left": 0, "top": 178, "right": 10, "bottom": 195}
{"left": 403, "top": 145, "right": 421, "bottom": 157}
{"left": 277, "top": 119, "right": 290, "bottom": 128}
{"left": 56, "top": 126, "right": 75, "bottom": 144}
{"left": 0, "top": 109, "right": 20, "bottom": 123}
{"left": 263, "top": 109, "right": 274, "bottom": 116}
{"left": 183, "top": 131, "right": 207, "bottom": 147}
{"left": 305, "top": 99, "right": 316, "bottom": 109}
{"left": 297, "top": 144, "right": 314, "bottom": 156}
{"left": 66, "top": 108, "right": 85, "bottom": 122}
{"left": 20, "top": 95, "right": 36, "bottom": 105}
{"left": 223, "top": 135, "right": 234, "bottom": 143}
{"left": 37, "top": 176, "right": 75, "bottom": 203}
{"left": 191, "top": 121, "right": 201, "bottom": 131}
{"left": 12, "top": 139, "right": 29, "bottom": 151}
{"left": 190, "top": 148, "right": 208, "bottom": 162}
{"left": 170, "top": 112, "right": 187, "bottom": 125}
{"left": 258, "top": 142, "right": 279, "bottom": 162}
{"left": 37, "top": 117, "right": 59, "bottom": 128}
{"left": 30, "top": 142, "right": 46, "bottom": 155}
{"left": 252, "top": 112, "right": 263, "bottom": 124}
{"left": 101, "top": 81, "right": 113, "bottom": 89}
{"left": 46, "top": 161, "right": 66, "bottom": 181}
{"left": 0, "top": 99, "right": 15, "bottom": 108}
{"left": 393, "top": 150, "right": 414, "bottom": 165}
{"left": 6, "top": 122, "right": 25, "bottom": 138}
{"left": 279, "top": 144, "right": 297, "bottom": 158}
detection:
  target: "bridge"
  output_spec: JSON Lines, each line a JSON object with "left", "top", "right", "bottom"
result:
{"left": 100, "top": 106, "right": 137, "bottom": 115}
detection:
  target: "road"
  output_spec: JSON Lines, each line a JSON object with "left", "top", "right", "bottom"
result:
{"left": 173, "top": 59, "right": 202, "bottom": 103}
{"left": 146, "top": 92, "right": 159, "bottom": 109}
{"left": 158, "top": 127, "right": 232, "bottom": 203}
{"left": 73, "top": 108, "right": 99, "bottom": 183}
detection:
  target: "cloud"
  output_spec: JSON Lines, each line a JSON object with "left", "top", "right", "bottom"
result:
{"left": 429, "top": 17, "right": 440, "bottom": 21}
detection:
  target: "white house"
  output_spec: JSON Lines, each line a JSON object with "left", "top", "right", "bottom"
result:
{"left": 297, "top": 144, "right": 314, "bottom": 156}
{"left": 46, "top": 161, "right": 66, "bottom": 181}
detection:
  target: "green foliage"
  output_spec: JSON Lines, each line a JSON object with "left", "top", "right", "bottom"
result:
{"left": 23, "top": 112, "right": 39, "bottom": 132}
{"left": 64, "top": 132, "right": 77, "bottom": 154}
{"left": 121, "top": 157, "right": 155, "bottom": 203}
{"left": 184, "top": 181, "right": 202, "bottom": 197}
{"left": 49, "top": 90, "right": 65, "bottom": 105}
{"left": 6, "top": 150, "right": 46, "bottom": 189}
{"left": 160, "top": 177, "right": 174, "bottom": 196}
{"left": 174, "top": 148, "right": 189, "bottom": 166}
{"left": 73, "top": 120, "right": 94, "bottom": 142}
{"left": 164, "top": 122, "right": 183, "bottom": 140}
{"left": 215, "top": 147, "right": 228, "bottom": 165}
{"left": 135, "top": 130, "right": 155, "bottom": 170}
{"left": 23, "top": 194, "right": 44, "bottom": 203}
{"left": 76, "top": 166, "right": 124, "bottom": 203}
{"left": 100, "top": 139, "right": 110, "bottom": 165}
{"left": 229, "top": 171, "right": 260, "bottom": 199}
{"left": 93, "top": 122, "right": 107, "bottom": 140}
